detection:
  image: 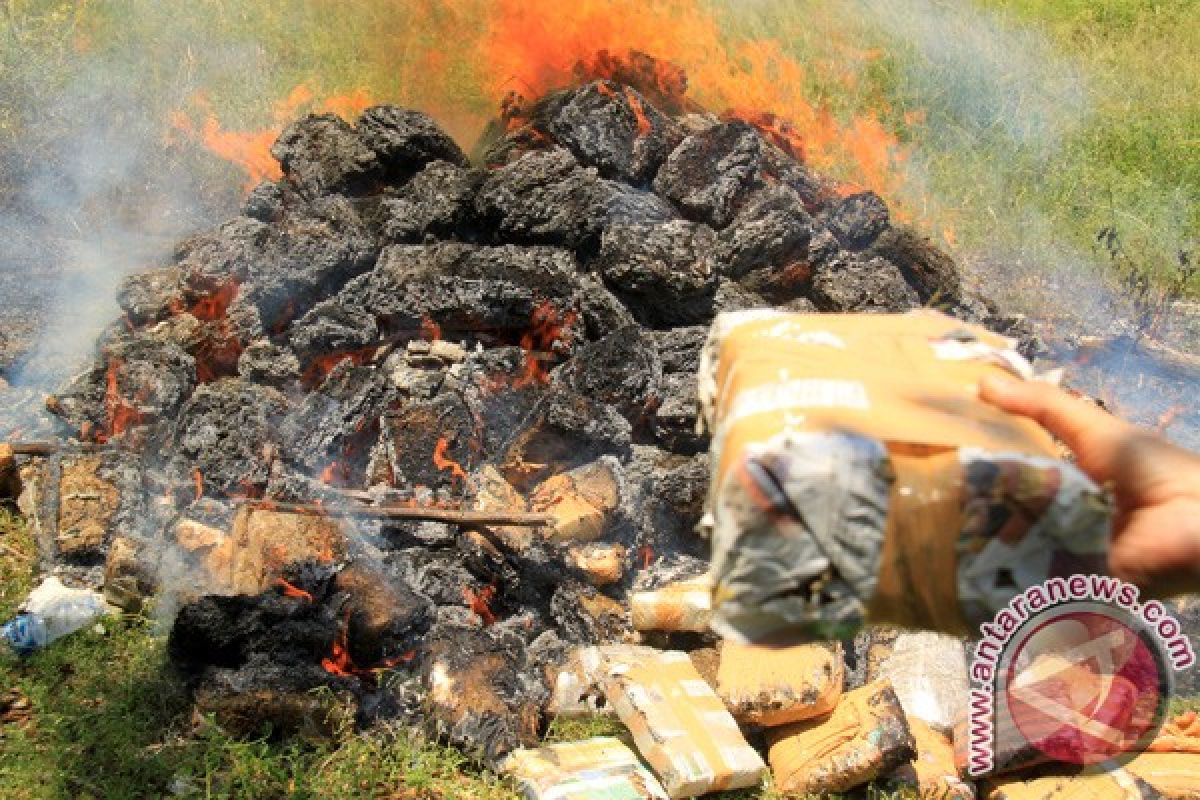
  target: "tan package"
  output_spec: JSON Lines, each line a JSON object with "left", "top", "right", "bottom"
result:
{"left": 629, "top": 578, "right": 713, "bottom": 633}
{"left": 766, "top": 680, "right": 915, "bottom": 795}
{"left": 983, "top": 754, "right": 1200, "bottom": 800}
{"left": 501, "top": 737, "right": 669, "bottom": 800}
{"left": 548, "top": 645, "right": 661, "bottom": 717}
{"left": 699, "top": 310, "right": 1111, "bottom": 641}
{"left": 716, "top": 639, "right": 843, "bottom": 727}
{"left": 887, "top": 718, "right": 975, "bottom": 799}
{"left": 585, "top": 647, "right": 766, "bottom": 798}
{"left": 866, "top": 629, "right": 969, "bottom": 736}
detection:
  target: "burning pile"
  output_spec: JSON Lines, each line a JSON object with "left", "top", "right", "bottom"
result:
{"left": 8, "top": 55, "right": 1032, "bottom": 782}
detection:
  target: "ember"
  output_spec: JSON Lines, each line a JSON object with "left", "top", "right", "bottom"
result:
{"left": 275, "top": 578, "right": 313, "bottom": 603}
{"left": 463, "top": 584, "right": 498, "bottom": 626}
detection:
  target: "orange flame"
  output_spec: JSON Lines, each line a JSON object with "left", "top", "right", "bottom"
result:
{"left": 433, "top": 437, "right": 468, "bottom": 484}
{"left": 101, "top": 359, "right": 144, "bottom": 441}
{"left": 639, "top": 544, "right": 654, "bottom": 570}
{"left": 515, "top": 300, "right": 578, "bottom": 388}
{"left": 321, "top": 611, "right": 357, "bottom": 677}
{"left": 170, "top": 85, "right": 373, "bottom": 191}
{"left": 276, "top": 578, "right": 314, "bottom": 603}
{"left": 420, "top": 315, "right": 443, "bottom": 341}
{"left": 463, "top": 584, "right": 497, "bottom": 626}
{"left": 300, "top": 347, "right": 376, "bottom": 388}
{"left": 192, "top": 468, "right": 204, "bottom": 503}
{"left": 476, "top": 0, "right": 909, "bottom": 199}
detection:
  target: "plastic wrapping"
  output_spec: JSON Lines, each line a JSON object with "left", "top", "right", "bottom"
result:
{"left": 1, "top": 576, "right": 111, "bottom": 654}
{"left": 715, "top": 639, "right": 843, "bottom": 728}
{"left": 501, "top": 737, "right": 668, "bottom": 800}
{"left": 866, "top": 629, "right": 969, "bottom": 736}
{"left": 699, "top": 310, "right": 1111, "bottom": 641}
{"left": 581, "top": 646, "right": 766, "bottom": 798}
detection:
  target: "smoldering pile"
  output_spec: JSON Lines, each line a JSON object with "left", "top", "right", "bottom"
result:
{"left": 7, "top": 61, "right": 1030, "bottom": 767}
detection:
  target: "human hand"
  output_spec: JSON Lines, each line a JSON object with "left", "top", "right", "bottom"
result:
{"left": 980, "top": 375, "right": 1200, "bottom": 597}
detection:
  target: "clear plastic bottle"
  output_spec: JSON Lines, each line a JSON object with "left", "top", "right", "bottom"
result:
{"left": 1, "top": 576, "right": 109, "bottom": 654}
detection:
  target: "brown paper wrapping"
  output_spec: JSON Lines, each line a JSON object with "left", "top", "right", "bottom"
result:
{"left": 583, "top": 647, "right": 766, "bottom": 798}
{"left": 715, "top": 639, "right": 843, "bottom": 728}
{"left": 766, "top": 680, "right": 915, "bottom": 795}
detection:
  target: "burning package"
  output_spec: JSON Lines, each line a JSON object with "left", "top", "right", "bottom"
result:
{"left": 500, "top": 737, "right": 668, "bottom": 800}
{"left": 581, "top": 646, "right": 766, "bottom": 798}
{"left": 698, "top": 310, "right": 1112, "bottom": 641}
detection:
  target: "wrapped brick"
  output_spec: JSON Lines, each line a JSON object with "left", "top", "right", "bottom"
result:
{"left": 529, "top": 461, "right": 621, "bottom": 543}
{"left": 983, "top": 755, "right": 1200, "bottom": 800}
{"left": 866, "top": 629, "right": 969, "bottom": 736}
{"left": 715, "top": 639, "right": 843, "bottom": 728}
{"left": 549, "top": 645, "right": 660, "bottom": 718}
{"left": 766, "top": 680, "right": 914, "bottom": 795}
{"left": 886, "top": 718, "right": 975, "bottom": 799}
{"left": 699, "top": 310, "right": 1111, "bottom": 641}
{"left": 501, "top": 737, "right": 668, "bottom": 800}
{"left": 584, "top": 646, "right": 766, "bottom": 797}
{"left": 629, "top": 578, "right": 712, "bottom": 633}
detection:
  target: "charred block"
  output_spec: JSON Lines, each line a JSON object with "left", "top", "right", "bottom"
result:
{"left": 422, "top": 627, "right": 545, "bottom": 764}
{"left": 380, "top": 160, "right": 483, "bottom": 243}
{"left": 166, "top": 379, "right": 288, "bottom": 497}
{"left": 270, "top": 113, "right": 380, "bottom": 198}
{"left": 279, "top": 362, "right": 393, "bottom": 475}
{"left": 237, "top": 340, "right": 300, "bottom": 386}
{"left": 335, "top": 563, "right": 432, "bottom": 667}
{"left": 595, "top": 220, "right": 718, "bottom": 327}
{"left": 245, "top": 194, "right": 380, "bottom": 331}
{"left": 553, "top": 325, "right": 662, "bottom": 426}
{"left": 714, "top": 185, "right": 815, "bottom": 281}
{"left": 500, "top": 387, "right": 632, "bottom": 490}
{"left": 867, "top": 226, "right": 962, "bottom": 305}
{"left": 116, "top": 267, "right": 184, "bottom": 326}
{"left": 355, "top": 105, "right": 468, "bottom": 180}
{"left": 381, "top": 391, "right": 480, "bottom": 490}
{"left": 545, "top": 81, "right": 683, "bottom": 185}
{"left": 175, "top": 217, "right": 269, "bottom": 291}
{"left": 825, "top": 191, "right": 890, "bottom": 251}
{"left": 653, "top": 121, "right": 763, "bottom": 229}
{"left": 475, "top": 148, "right": 674, "bottom": 253}
{"left": 809, "top": 254, "right": 920, "bottom": 313}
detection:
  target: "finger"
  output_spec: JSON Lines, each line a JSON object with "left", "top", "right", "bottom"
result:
{"left": 979, "top": 375, "right": 1131, "bottom": 482}
{"left": 1108, "top": 502, "right": 1200, "bottom": 598}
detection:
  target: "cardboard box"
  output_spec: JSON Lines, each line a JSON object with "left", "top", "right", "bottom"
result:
{"left": 629, "top": 579, "right": 712, "bottom": 633}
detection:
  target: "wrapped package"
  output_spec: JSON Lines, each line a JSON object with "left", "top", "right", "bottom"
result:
{"left": 630, "top": 578, "right": 712, "bottom": 632}
{"left": 548, "top": 645, "right": 662, "bottom": 718}
{"left": 984, "top": 753, "right": 1200, "bottom": 800}
{"left": 766, "top": 680, "right": 915, "bottom": 795}
{"left": 715, "top": 639, "right": 843, "bottom": 727}
{"left": 500, "top": 737, "right": 669, "bottom": 800}
{"left": 698, "top": 310, "right": 1111, "bottom": 641}
{"left": 866, "top": 628, "right": 969, "bottom": 736}
{"left": 583, "top": 646, "right": 766, "bottom": 797}
{"left": 886, "top": 718, "right": 975, "bottom": 799}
